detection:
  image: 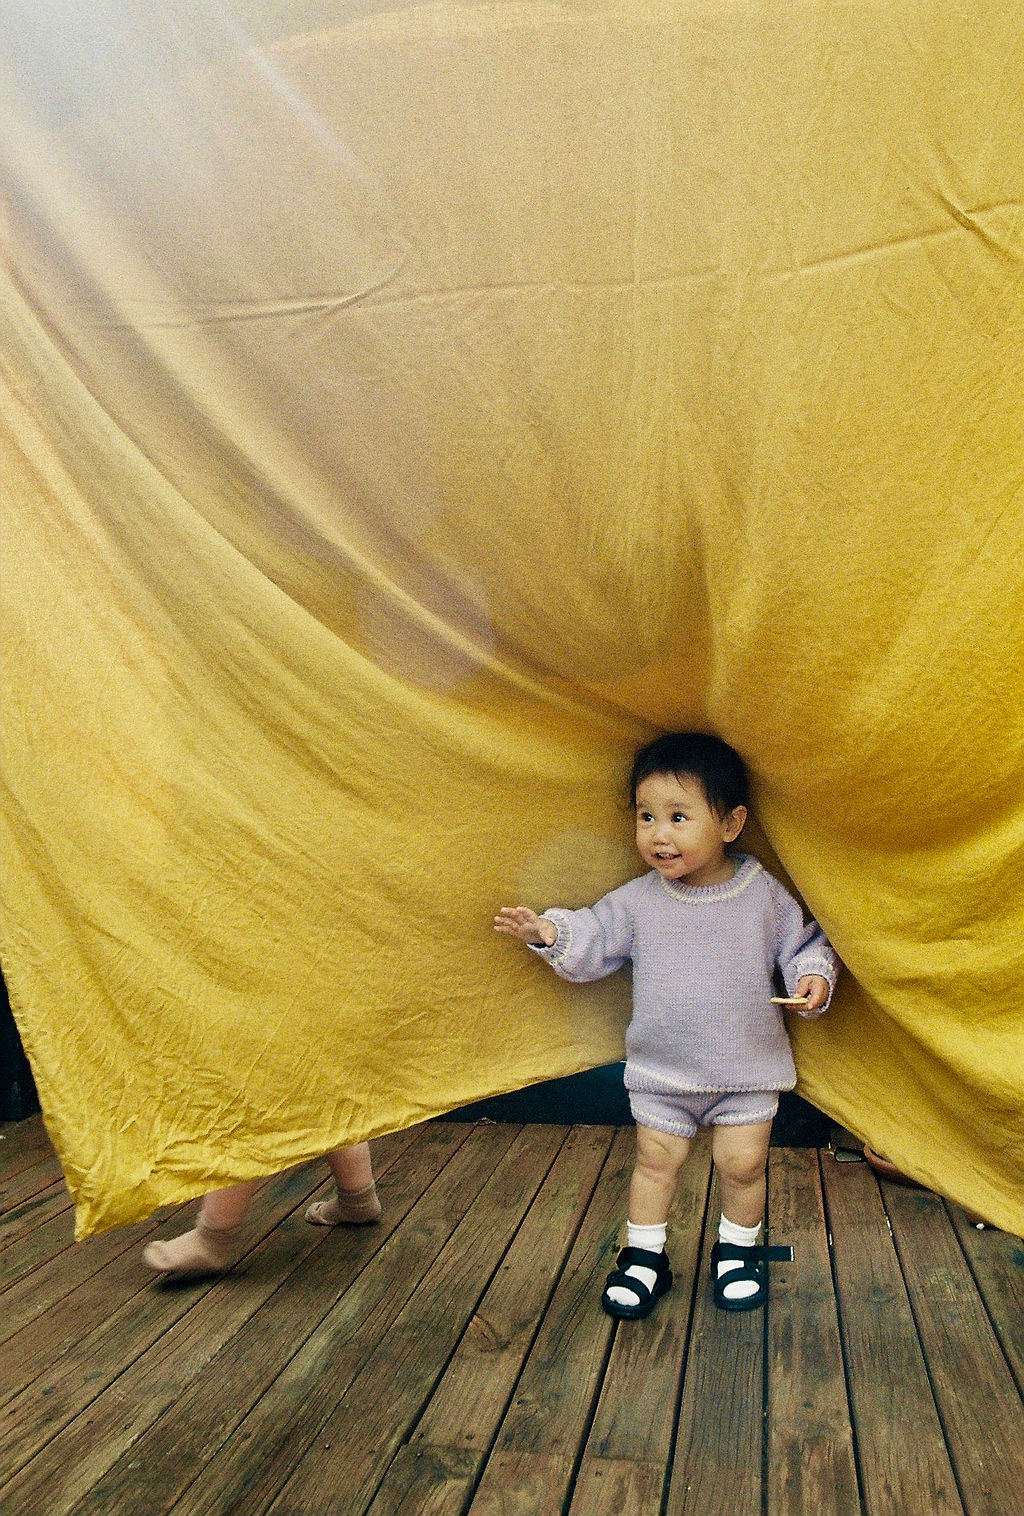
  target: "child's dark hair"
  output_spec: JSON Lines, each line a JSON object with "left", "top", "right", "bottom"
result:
{"left": 629, "top": 732, "right": 749, "bottom": 816}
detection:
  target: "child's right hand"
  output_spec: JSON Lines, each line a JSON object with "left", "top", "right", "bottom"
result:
{"left": 494, "top": 906, "right": 558, "bottom": 947}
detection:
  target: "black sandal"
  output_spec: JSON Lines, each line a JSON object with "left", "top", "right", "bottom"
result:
{"left": 601, "top": 1245, "right": 673, "bottom": 1319}
{"left": 711, "top": 1240, "right": 794, "bottom": 1311}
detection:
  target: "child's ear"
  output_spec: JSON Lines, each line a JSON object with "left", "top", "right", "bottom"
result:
{"left": 722, "top": 804, "right": 747, "bottom": 843}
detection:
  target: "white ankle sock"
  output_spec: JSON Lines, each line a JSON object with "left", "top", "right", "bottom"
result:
{"left": 628, "top": 1221, "right": 668, "bottom": 1252}
{"left": 605, "top": 1221, "right": 667, "bottom": 1308}
{"left": 717, "top": 1215, "right": 762, "bottom": 1301}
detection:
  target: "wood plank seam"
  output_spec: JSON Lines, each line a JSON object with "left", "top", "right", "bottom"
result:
{"left": 80, "top": 1121, "right": 479, "bottom": 1516}
{"left": 0, "top": 1156, "right": 67, "bottom": 1215}
{"left": 665, "top": 1173, "right": 768, "bottom": 1514}
{"left": 168, "top": 1124, "right": 523, "bottom": 1516}
{"left": 942, "top": 1199, "right": 1024, "bottom": 1401}
{"left": 877, "top": 1185, "right": 973, "bottom": 1516}
{"left": 819, "top": 1156, "right": 894, "bottom": 1515}
{"left": 386, "top": 1127, "right": 612, "bottom": 1503}
{"left": 361, "top": 1125, "right": 583, "bottom": 1512}
{"left": 0, "top": 1125, "right": 477, "bottom": 1516}
{"left": 0, "top": 1176, "right": 337, "bottom": 1484}
{"left": 0, "top": 1171, "right": 314, "bottom": 1419}
{"left": 0, "top": 1119, "right": 52, "bottom": 1181}
{"left": 2, "top": 1132, "right": 1018, "bottom": 1516}
{"left": 814, "top": 1151, "right": 869, "bottom": 1516}
{"left": 452, "top": 1130, "right": 616, "bottom": 1516}
{"left": 657, "top": 1150, "right": 715, "bottom": 1516}
{"left": 881, "top": 1182, "right": 1024, "bottom": 1516}
{"left": 380, "top": 1126, "right": 618, "bottom": 1516}
{"left": 262, "top": 1125, "right": 556, "bottom": 1514}
{"left": 0, "top": 1181, "right": 74, "bottom": 1252}
{"left": 0, "top": 1128, "right": 438, "bottom": 1485}
{"left": 567, "top": 1141, "right": 714, "bottom": 1516}
{"left": 464, "top": 1127, "right": 634, "bottom": 1515}
{"left": 765, "top": 1149, "right": 861, "bottom": 1516}
{"left": 0, "top": 1211, "right": 79, "bottom": 1302}
{"left": 559, "top": 1300, "right": 622, "bottom": 1516}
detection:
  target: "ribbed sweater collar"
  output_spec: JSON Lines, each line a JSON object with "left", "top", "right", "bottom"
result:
{"left": 656, "top": 853, "right": 762, "bottom": 905}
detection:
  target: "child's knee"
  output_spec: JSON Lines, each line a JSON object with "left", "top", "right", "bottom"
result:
{"left": 715, "top": 1149, "right": 765, "bottom": 1188}
{"left": 635, "top": 1124, "right": 691, "bottom": 1180}
{"left": 712, "top": 1123, "right": 771, "bottom": 1187}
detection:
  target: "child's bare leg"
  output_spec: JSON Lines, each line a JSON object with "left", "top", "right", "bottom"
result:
{"left": 326, "top": 1142, "right": 373, "bottom": 1191}
{"left": 306, "top": 1142, "right": 381, "bottom": 1226}
{"left": 629, "top": 1124, "right": 692, "bottom": 1222}
{"left": 201, "top": 1180, "right": 260, "bottom": 1229}
{"left": 711, "top": 1120, "right": 772, "bottom": 1301}
{"left": 713, "top": 1120, "right": 771, "bottom": 1225}
{"left": 143, "top": 1179, "right": 258, "bottom": 1276}
{"left": 604, "top": 1124, "right": 691, "bottom": 1309}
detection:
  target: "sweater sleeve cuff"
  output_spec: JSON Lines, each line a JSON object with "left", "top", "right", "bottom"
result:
{"left": 786, "top": 956, "right": 837, "bottom": 1013}
{"left": 528, "top": 911, "right": 572, "bottom": 966}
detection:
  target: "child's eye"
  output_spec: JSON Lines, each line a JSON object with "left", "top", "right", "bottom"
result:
{"left": 639, "top": 812, "right": 653, "bottom": 822}
{"left": 672, "top": 813, "right": 685, "bottom": 823}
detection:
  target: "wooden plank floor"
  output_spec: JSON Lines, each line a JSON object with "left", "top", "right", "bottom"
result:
{"left": 1, "top": 1117, "right": 1022, "bottom": 1516}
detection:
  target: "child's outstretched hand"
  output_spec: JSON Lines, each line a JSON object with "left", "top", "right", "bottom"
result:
{"left": 494, "top": 906, "right": 557, "bottom": 948}
{"left": 796, "top": 975, "right": 830, "bottom": 1014}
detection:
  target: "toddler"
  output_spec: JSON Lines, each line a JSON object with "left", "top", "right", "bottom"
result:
{"left": 494, "top": 731, "right": 836, "bottom": 1317}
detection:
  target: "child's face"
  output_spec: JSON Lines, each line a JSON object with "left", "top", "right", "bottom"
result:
{"left": 634, "top": 771, "right": 746, "bottom": 888}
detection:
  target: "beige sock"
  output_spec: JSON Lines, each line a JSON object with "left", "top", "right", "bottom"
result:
{"left": 142, "top": 1218, "right": 242, "bottom": 1277}
{"left": 305, "top": 1180, "right": 381, "bottom": 1227}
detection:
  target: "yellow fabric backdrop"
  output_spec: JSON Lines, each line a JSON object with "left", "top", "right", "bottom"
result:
{"left": 2, "top": 0, "right": 1022, "bottom": 1238}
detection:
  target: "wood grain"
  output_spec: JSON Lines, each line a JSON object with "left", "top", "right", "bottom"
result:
{"left": 45, "top": 1123, "right": 469, "bottom": 1516}
{"left": 0, "top": 1117, "right": 1020, "bottom": 1516}
{"left": 665, "top": 1173, "right": 765, "bottom": 1516}
{"left": 570, "top": 1134, "right": 714, "bottom": 1516}
{"left": 468, "top": 1127, "right": 637, "bottom": 1515}
{"left": 265, "top": 1125, "right": 570, "bottom": 1515}
{"left": 0, "top": 1116, "right": 54, "bottom": 1180}
{"left": 166, "top": 1122, "right": 508, "bottom": 1516}
{"left": 821, "top": 1152, "right": 963, "bottom": 1516}
{"left": 946, "top": 1200, "right": 1024, "bottom": 1395}
{"left": 766, "top": 1147, "right": 859, "bottom": 1516}
{"left": 883, "top": 1181, "right": 1024, "bottom": 1516}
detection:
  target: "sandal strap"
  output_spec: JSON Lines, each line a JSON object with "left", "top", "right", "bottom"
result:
{"left": 615, "top": 1245, "right": 671, "bottom": 1274}
{"left": 713, "top": 1241, "right": 794, "bottom": 1264}
{"left": 711, "top": 1239, "right": 791, "bottom": 1311}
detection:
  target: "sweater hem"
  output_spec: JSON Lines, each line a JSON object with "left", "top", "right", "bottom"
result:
{"left": 624, "top": 1074, "right": 798, "bottom": 1095}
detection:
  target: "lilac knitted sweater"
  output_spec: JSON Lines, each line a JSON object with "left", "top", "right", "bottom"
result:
{"left": 533, "top": 854, "right": 837, "bottom": 1095}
